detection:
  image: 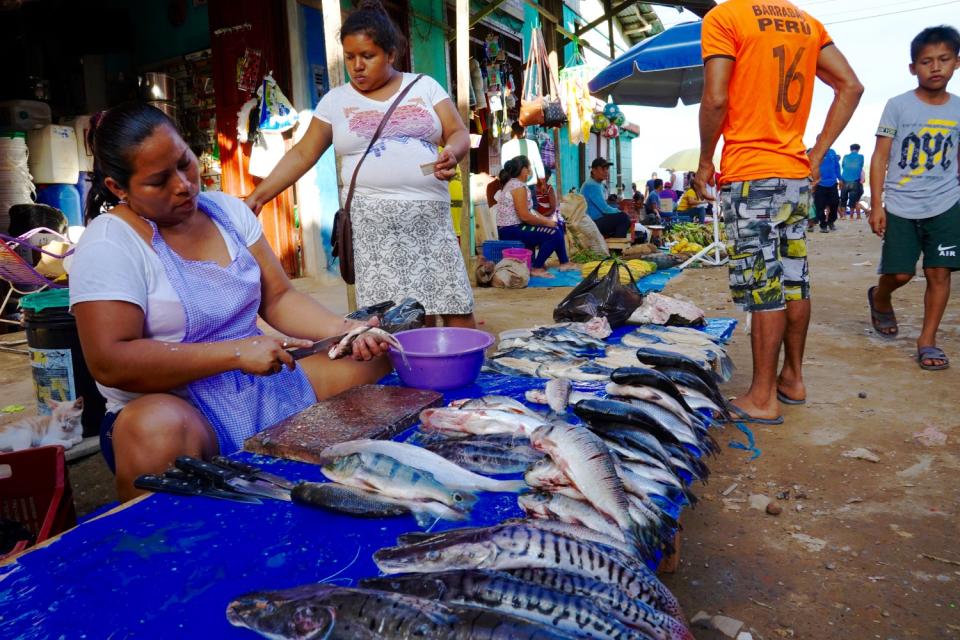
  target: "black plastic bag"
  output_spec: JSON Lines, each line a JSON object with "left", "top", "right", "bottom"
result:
{"left": 381, "top": 297, "right": 426, "bottom": 333}
{"left": 346, "top": 300, "right": 395, "bottom": 322}
{"left": 553, "top": 258, "right": 644, "bottom": 328}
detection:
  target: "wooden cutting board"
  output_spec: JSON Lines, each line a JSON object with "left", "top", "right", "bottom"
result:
{"left": 244, "top": 384, "right": 443, "bottom": 464}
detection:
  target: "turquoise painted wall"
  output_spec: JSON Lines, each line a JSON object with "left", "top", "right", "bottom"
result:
{"left": 410, "top": 0, "right": 449, "bottom": 90}
{"left": 128, "top": 0, "right": 210, "bottom": 66}
{"left": 560, "top": 3, "right": 583, "bottom": 195}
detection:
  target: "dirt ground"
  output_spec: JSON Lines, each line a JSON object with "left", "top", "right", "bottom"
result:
{"left": 2, "top": 216, "right": 958, "bottom": 638}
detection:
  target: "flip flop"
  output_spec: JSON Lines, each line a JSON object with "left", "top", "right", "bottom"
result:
{"left": 867, "top": 285, "right": 898, "bottom": 338}
{"left": 723, "top": 403, "right": 784, "bottom": 425}
{"left": 776, "top": 390, "right": 806, "bottom": 405}
{"left": 917, "top": 345, "right": 949, "bottom": 371}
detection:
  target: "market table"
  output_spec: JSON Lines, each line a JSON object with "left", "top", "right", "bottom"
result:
{"left": 0, "top": 320, "right": 736, "bottom": 639}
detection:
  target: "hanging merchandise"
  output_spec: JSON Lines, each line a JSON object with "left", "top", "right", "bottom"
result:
{"left": 591, "top": 113, "right": 610, "bottom": 133}
{"left": 248, "top": 131, "right": 286, "bottom": 178}
{"left": 603, "top": 102, "right": 622, "bottom": 120}
{"left": 469, "top": 59, "right": 485, "bottom": 109}
{"left": 519, "top": 29, "right": 567, "bottom": 128}
{"left": 558, "top": 48, "right": 595, "bottom": 144}
{"left": 236, "top": 48, "right": 262, "bottom": 93}
{"left": 612, "top": 112, "right": 626, "bottom": 127}
{"left": 484, "top": 34, "right": 502, "bottom": 60}
{"left": 257, "top": 73, "right": 298, "bottom": 133}
{"left": 540, "top": 134, "right": 556, "bottom": 170}
{"left": 236, "top": 96, "right": 259, "bottom": 143}
{"left": 603, "top": 124, "right": 620, "bottom": 139}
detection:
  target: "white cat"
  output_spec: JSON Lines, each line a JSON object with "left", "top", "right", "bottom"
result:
{"left": 0, "top": 397, "right": 85, "bottom": 452}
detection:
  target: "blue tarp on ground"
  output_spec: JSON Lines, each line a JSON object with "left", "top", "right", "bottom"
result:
{"left": 528, "top": 266, "right": 682, "bottom": 291}
{"left": 0, "top": 318, "right": 736, "bottom": 639}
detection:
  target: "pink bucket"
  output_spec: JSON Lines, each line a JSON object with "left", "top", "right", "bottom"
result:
{"left": 502, "top": 248, "right": 532, "bottom": 269}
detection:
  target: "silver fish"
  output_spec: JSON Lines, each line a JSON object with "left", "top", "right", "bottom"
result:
{"left": 529, "top": 423, "right": 644, "bottom": 555}
{"left": 425, "top": 439, "right": 544, "bottom": 475}
{"left": 420, "top": 407, "right": 547, "bottom": 438}
{"left": 502, "top": 568, "right": 695, "bottom": 640}
{"left": 449, "top": 395, "right": 543, "bottom": 419}
{"left": 321, "top": 439, "right": 525, "bottom": 493}
{"left": 227, "top": 583, "right": 573, "bottom": 639}
{"left": 321, "top": 453, "right": 476, "bottom": 512}
{"left": 524, "top": 388, "right": 598, "bottom": 409}
{"left": 545, "top": 378, "right": 572, "bottom": 413}
{"left": 605, "top": 383, "right": 696, "bottom": 428}
{"left": 328, "top": 325, "right": 405, "bottom": 362}
{"left": 519, "top": 491, "right": 626, "bottom": 544}
{"left": 361, "top": 570, "right": 643, "bottom": 640}
{"left": 290, "top": 481, "right": 465, "bottom": 527}
{"left": 372, "top": 522, "right": 685, "bottom": 620}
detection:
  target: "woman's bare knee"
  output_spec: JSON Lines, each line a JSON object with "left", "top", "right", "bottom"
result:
{"left": 113, "top": 395, "right": 216, "bottom": 501}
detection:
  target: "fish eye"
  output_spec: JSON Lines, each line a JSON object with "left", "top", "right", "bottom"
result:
{"left": 426, "top": 550, "right": 440, "bottom": 560}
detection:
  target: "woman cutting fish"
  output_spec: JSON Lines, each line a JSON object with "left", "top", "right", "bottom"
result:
{"left": 70, "top": 103, "right": 393, "bottom": 501}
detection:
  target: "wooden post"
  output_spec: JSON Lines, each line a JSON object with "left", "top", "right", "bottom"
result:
{"left": 320, "top": 0, "right": 356, "bottom": 311}
{"left": 606, "top": 0, "right": 622, "bottom": 194}
{"left": 456, "top": 0, "right": 472, "bottom": 272}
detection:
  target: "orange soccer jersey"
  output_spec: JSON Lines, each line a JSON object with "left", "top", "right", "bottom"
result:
{"left": 701, "top": 0, "right": 833, "bottom": 184}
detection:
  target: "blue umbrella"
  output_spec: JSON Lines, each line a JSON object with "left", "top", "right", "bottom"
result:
{"left": 588, "top": 21, "right": 703, "bottom": 108}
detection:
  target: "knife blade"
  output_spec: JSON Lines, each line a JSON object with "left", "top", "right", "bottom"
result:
{"left": 175, "top": 456, "right": 292, "bottom": 501}
{"left": 211, "top": 456, "right": 296, "bottom": 491}
{"left": 134, "top": 474, "right": 263, "bottom": 504}
{"left": 286, "top": 334, "right": 345, "bottom": 361}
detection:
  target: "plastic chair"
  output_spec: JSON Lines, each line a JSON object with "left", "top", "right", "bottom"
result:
{"left": 0, "top": 227, "right": 74, "bottom": 326}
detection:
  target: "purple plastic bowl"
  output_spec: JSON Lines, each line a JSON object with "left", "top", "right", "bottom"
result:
{"left": 388, "top": 328, "right": 495, "bottom": 391}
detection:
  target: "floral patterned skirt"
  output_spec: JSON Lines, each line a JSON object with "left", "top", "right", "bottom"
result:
{"left": 351, "top": 194, "right": 474, "bottom": 316}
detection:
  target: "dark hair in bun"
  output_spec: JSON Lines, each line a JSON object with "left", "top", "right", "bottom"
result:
{"left": 341, "top": 0, "right": 406, "bottom": 58}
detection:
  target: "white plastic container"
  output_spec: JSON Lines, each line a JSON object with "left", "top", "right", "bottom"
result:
{"left": 0, "top": 100, "right": 52, "bottom": 131}
{"left": 27, "top": 124, "right": 79, "bottom": 184}
{"left": 60, "top": 115, "right": 94, "bottom": 172}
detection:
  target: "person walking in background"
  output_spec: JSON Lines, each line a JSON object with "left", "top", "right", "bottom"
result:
{"left": 245, "top": 0, "right": 475, "bottom": 328}
{"left": 839, "top": 143, "right": 865, "bottom": 220}
{"left": 694, "top": 0, "right": 862, "bottom": 423}
{"left": 645, "top": 171, "right": 658, "bottom": 198}
{"left": 867, "top": 25, "right": 960, "bottom": 371}
{"left": 580, "top": 157, "right": 632, "bottom": 238}
{"left": 814, "top": 144, "right": 842, "bottom": 231}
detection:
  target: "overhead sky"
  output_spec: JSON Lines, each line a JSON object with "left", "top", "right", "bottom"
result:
{"left": 622, "top": 0, "right": 960, "bottom": 188}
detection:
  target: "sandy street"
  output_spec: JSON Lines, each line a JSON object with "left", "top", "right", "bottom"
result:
{"left": 1, "top": 216, "right": 957, "bottom": 638}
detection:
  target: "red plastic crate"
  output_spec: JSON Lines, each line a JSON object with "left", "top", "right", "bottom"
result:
{"left": 0, "top": 445, "right": 76, "bottom": 559}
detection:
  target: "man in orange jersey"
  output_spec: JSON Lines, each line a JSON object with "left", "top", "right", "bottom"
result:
{"left": 694, "top": 0, "right": 862, "bottom": 423}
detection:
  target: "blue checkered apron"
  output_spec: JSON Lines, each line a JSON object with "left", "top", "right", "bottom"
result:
{"left": 148, "top": 194, "right": 316, "bottom": 453}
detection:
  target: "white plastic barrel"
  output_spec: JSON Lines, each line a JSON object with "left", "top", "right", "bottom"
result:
{"left": 27, "top": 125, "right": 79, "bottom": 184}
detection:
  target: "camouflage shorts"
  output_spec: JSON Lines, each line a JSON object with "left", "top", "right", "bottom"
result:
{"left": 720, "top": 178, "right": 811, "bottom": 312}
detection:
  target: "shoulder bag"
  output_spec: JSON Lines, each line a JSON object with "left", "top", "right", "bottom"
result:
{"left": 331, "top": 73, "right": 424, "bottom": 284}
{"left": 519, "top": 29, "right": 567, "bottom": 129}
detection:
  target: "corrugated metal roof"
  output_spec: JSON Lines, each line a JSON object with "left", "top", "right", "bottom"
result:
{"left": 617, "top": 1, "right": 715, "bottom": 46}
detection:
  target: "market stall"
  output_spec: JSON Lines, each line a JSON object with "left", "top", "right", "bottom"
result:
{"left": 1, "top": 310, "right": 736, "bottom": 638}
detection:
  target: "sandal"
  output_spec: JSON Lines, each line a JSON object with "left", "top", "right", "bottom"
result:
{"left": 867, "top": 286, "right": 898, "bottom": 338}
{"left": 917, "top": 346, "right": 949, "bottom": 371}
{"left": 722, "top": 403, "right": 784, "bottom": 425}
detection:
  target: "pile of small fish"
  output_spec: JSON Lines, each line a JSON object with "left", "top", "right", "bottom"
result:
{"left": 484, "top": 321, "right": 733, "bottom": 384}
{"left": 229, "top": 320, "right": 734, "bottom": 639}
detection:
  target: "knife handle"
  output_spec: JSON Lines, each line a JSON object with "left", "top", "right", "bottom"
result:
{"left": 211, "top": 455, "right": 258, "bottom": 477}
{"left": 135, "top": 474, "right": 203, "bottom": 496}
{"left": 175, "top": 456, "right": 236, "bottom": 487}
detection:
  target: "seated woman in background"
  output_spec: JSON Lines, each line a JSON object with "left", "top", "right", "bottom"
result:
{"left": 495, "top": 156, "right": 578, "bottom": 278}
{"left": 676, "top": 184, "right": 707, "bottom": 223}
{"left": 70, "top": 103, "right": 393, "bottom": 501}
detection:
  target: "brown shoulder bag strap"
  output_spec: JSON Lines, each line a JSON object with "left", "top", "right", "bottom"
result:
{"left": 342, "top": 73, "right": 425, "bottom": 212}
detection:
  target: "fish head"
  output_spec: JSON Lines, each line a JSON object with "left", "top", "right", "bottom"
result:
{"left": 517, "top": 491, "right": 552, "bottom": 515}
{"left": 320, "top": 453, "right": 362, "bottom": 480}
{"left": 523, "top": 457, "right": 567, "bottom": 488}
{"left": 373, "top": 536, "right": 494, "bottom": 574}
{"left": 226, "top": 588, "right": 336, "bottom": 639}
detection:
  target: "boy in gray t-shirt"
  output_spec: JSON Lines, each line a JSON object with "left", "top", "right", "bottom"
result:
{"left": 868, "top": 25, "right": 960, "bottom": 371}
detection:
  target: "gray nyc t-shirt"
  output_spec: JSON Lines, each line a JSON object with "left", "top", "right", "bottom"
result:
{"left": 877, "top": 90, "right": 960, "bottom": 219}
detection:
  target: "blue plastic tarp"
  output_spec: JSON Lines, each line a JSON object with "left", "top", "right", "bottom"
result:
{"left": 0, "top": 318, "right": 737, "bottom": 638}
